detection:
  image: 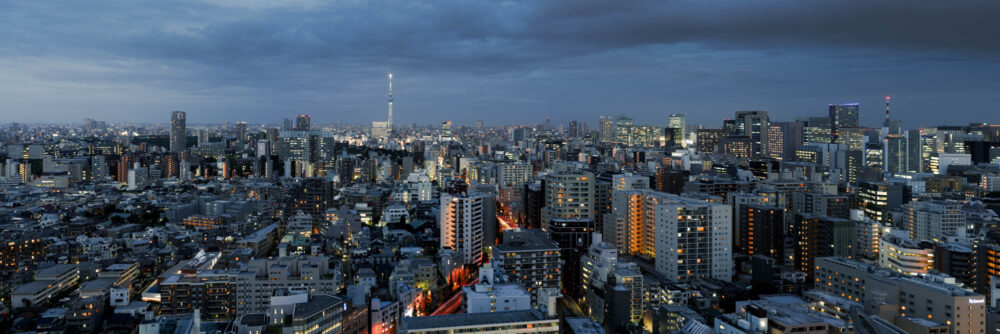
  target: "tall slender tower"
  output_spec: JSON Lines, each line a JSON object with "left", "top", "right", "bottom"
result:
{"left": 387, "top": 73, "right": 393, "bottom": 131}
{"left": 884, "top": 96, "right": 891, "bottom": 128}
{"left": 170, "top": 111, "right": 186, "bottom": 153}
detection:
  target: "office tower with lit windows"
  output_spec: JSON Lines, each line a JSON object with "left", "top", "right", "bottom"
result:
{"left": 294, "top": 114, "right": 311, "bottom": 131}
{"left": 920, "top": 131, "right": 939, "bottom": 172}
{"left": 766, "top": 121, "right": 803, "bottom": 161}
{"left": 719, "top": 135, "right": 754, "bottom": 158}
{"left": 801, "top": 116, "right": 832, "bottom": 144}
{"left": 695, "top": 128, "right": 725, "bottom": 153}
{"left": 734, "top": 110, "right": 769, "bottom": 156}
{"left": 599, "top": 116, "right": 615, "bottom": 143}
{"left": 440, "top": 191, "right": 495, "bottom": 266}
{"left": 613, "top": 115, "right": 634, "bottom": 145}
{"left": 836, "top": 127, "right": 866, "bottom": 151}
{"left": 667, "top": 113, "right": 686, "bottom": 147}
{"left": 828, "top": 103, "right": 859, "bottom": 142}
{"left": 790, "top": 213, "right": 853, "bottom": 280}
{"left": 235, "top": 121, "right": 248, "bottom": 149}
{"left": 859, "top": 181, "right": 911, "bottom": 224}
{"left": 169, "top": 110, "right": 186, "bottom": 153}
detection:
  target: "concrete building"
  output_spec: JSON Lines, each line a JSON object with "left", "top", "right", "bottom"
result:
{"left": 497, "top": 161, "right": 532, "bottom": 188}
{"left": 542, "top": 170, "right": 595, "bottom": 224}
{"left": 492, "top": 229, "right": 562, "bottom": 304}
{"left": 791, "top": 213, "right": 853, "bottom": 280}
{"left": 233, "top": 256, "right": 341, "bottom": 314}
{"left": 903, "top": 200, "right": 966, "bottom": 243}
{"left": 399, "top": 310, "right": 558, "bottom": 334}
{"left": 11, "top": 264, "right": 81, "bottom": 309}
{"left": 879, "top": 232, "right": 934, "bottom": 276}
{"left": 440, "top": 191, "right": 496, "bottom": 266}
{"left": 815, "top": 257, "right": 986, "bottom": 334}
{"left": 463, "top": 263, "right": 531, "bottom": 313}
{"left": 654, "top": 193, "right": 733, "bottom": 282}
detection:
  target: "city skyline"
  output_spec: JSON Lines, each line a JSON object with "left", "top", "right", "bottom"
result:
{"left": 3, "top": 1, "right": 1000, "bottom": 125}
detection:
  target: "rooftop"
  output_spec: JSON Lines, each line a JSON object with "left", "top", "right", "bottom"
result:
{"left": 401, "top": 310, "right": 549, "bottom": 330}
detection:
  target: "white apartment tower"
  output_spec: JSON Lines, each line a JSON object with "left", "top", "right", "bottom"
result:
{"left": 440, "top": 192, "right": 494, "bottom": 266}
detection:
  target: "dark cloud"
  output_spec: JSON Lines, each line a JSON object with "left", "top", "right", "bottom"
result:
{"left": 0, "top": 0, "right": 998, "bottom": 125}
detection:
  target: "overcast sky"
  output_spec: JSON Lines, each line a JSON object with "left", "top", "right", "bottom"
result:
{"left": 2, "top": 0, "right": 998, "bottom": 127}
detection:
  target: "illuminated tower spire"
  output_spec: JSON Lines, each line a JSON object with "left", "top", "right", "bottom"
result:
{"left": 387, "top": 73, "right": 393, "bottom": 131}
{"left": 884, "top": 96, "right": 890, "bottom": 128}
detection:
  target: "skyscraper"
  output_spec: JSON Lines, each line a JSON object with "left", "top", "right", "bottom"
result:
{"left": 667, "top": 113, "right": 686, "bottom": 147}
{"left": 828, "top": 103, "right": 859, "bottom": 142}
{"left": 599, "top": 116, "right": 614, "bottom": 143}
{"left": 169, "top": 111, "right": 186, "bottom": 153}
{"left": 734, "top": 110, "right": 768, "bottom": 156}
{"left": 295, "top": 114, "right": 311, "bottom": 131}
{"left": 197, "top": 129, "right": 208, "bottom": 147}
{"left": 568, "top": 120, "right": 580, "bottom": 138}
{"left": 235, "top": 121, "right": 248, "bottom": 150}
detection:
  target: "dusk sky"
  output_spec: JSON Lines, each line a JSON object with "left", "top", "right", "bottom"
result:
{"left": 2, "top": 0, "right": 998, "bottom": 127}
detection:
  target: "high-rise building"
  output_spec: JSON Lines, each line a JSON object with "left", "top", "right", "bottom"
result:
{"left": 667, "top": 114, "right": 686, "bottom": 148}
{"left": 169, "top": 111, "right": 186, "bottom": 153}
{"left": 491, "top": 229, "right": 562, "bottom": 304}
{"left": 542, "top": 170, "right": 595, "bottom": 224}
{"left": 738, "top": 204, "right": 786, "bottom": 262}
{"left": 197, "top": 129, "right": 208, "bottom": 147}
{"left": 735, "top": 110, "right": 768, "bottom": 156}
{"left": 884, "top": 133, "right": 907, "bottom": 173}
{"left": 859, "top": 181, "right": 911, "bottom": 224}
{"left": 790, "top": 213, "right": 853, "bottom": 279}
{"left": 440, "top": 191, "right": 496, "bottom": 266}
{"left": 719, "top": 135, "right": 754, "bottom": 158}
{"left": 654, "top": 193, "right": 733, "bottom": 282}
{"left": 695, "top": 128, "right": 726, "bottom": 153}
{"left": 828, "top": 103, "right": 859, "bottom": 142}
{"left": 235, "top": 121, "right": 248, "bottom": 149}
{"left": 903, "top": 199, "right": 966, "bottom": 242}
{"left": 568, "top": 120, "right": 580, "bottom": 138}
{"left": 608, "top": 189, "right": 732, "bottom": 282}
{"left": 766, "top": 121, "right": 803, "bottom": 161}
{"left": 295, "top": 114, "right": 311, "bottom": 131}
{"left": 836, "top": 127, "right": 866, "bottom": 151}
{"left": 497, "top": 161, "right": 532, "bottom": 188}
{"left": 802, "top": 116, "right": 832, "bottom": 144}
{"left": 599, "top": 116, "right": 615, "bottom": 143}
{"left": 441, "top": 121, "right": 452, "bottom": 139}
